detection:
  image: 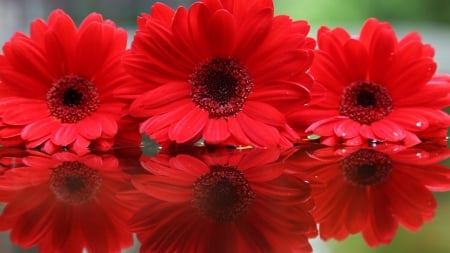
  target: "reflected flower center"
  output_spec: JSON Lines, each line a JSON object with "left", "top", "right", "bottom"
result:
{"left": 49, "top": 161, "right": 102, "bottom": 205}
{"left": 339, "top": 81, "right": 392, "bottom": 124}
{"left": 192, "top": 165, "right": 255, "bottom": 222}
{"left": 340, "top": 149, "right": 393, "bottom": 186}
{"left": 47, "top": 75, "right": 100, "bottom": 123}
{"left": 189, "top": 58, "right": 254, "bottom": 118}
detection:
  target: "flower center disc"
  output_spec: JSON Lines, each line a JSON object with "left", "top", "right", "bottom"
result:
{"left": 339, "top": 81, "right": 392, "bottom": 124}
{"left": 47, "top": 75, "right": 100, "bottom": 123}
{"left": 49, "top": 161, "right": 102, "bottom": 205}
{"left": 340, "top": 149, "right": 393, "bottom": 187}
{"left": 189, "top": 58, "right": 254, "bottom": 118}
{"left": 192, "top": 165, "right": 255, "bottom": 222}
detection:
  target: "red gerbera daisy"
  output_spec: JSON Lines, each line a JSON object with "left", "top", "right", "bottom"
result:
{"left": 123, "top": 148, "right": 317, "bottom": 252}
{"left": 285, "top": 143, "right": 450, "bottom": 247}
{"left": 0, "top": 9, "right": 133, "bottom": 153}
{"left": 288, "top": 18, "right": 450, "bottom": 146}
{"left": 0, "top": 151, "right": 136, "bottom": 253}
{"left": 121, "top": 0, "right": 315, "bottom": 147}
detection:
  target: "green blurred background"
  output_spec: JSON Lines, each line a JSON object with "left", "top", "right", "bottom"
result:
{"left": 0, "top": 0, "right": 449, "bottom": 253}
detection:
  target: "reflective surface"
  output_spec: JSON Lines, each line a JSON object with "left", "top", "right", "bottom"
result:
{"left": 0, "top": 142, "right": 449, "bottom": 253}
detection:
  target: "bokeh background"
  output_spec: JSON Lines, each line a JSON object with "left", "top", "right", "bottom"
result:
{"left": 0, "top": 0, "right": 449, "bottom": 253}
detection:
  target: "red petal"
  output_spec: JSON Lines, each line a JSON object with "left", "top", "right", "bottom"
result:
{"left": 130, "top": 82, "right": 190, "bottom": 117}
{"left": 227, "top": 117, "right": 252, "bottom": 144}
{"left": 151, "top": 3, "right": 176, "bottom": 25}
{"left": 132, "top": 175, "right": 192, "bottom": 202}
{"left": 206, "top": 9, "right": 237, "bottom": 56}
{"left": 140, "top": 104, "right": 194, "bottom": 133}
{"left": 0, "top": 70, "right": 48, "bottom": 96}
{"left": 1, "top": 98, "right": 48, "bottom": 125}
{"left": 387, "top": 59, "right": 436, "bottom": 96}
{"left": 187, "top": 3, "right": 211, "bottom": 59}
{"left": 345, "top": 189, "right": 369, "bottom": 233}
{"left": 21, "top": 118, "right": 58, "bottom": 141}
{"left": 238, "top": 149, "right": 280, "bottom": 170}
{"left": 96, "top": 114, "right": 118, "bottom": 138}
{"left": 360, "top": 124, "right": 377, "bottom": 139}
{"left": 249, "top": 80, "right": 311, "bottom": 107}
{"left": 203, "top": 118, "right": 231, "bottom": 144}
{"left": 388, "top": 108, "right": 429, "bottom": 132}
{"left": 237, "top": 113, "right": 280, "bottom": 147}
{"left": 344, "top": 39, "right": 369, "bottom": 81}
{"left": 368, "top": 26, "right": 396, "bottom": 84}
{"left": 77, "top": 117, "right": 102, "bottom": 140}
{"left": 75, "top": 22, "right": 104, "bottom": 78}
{"left": 170, "top": 154, "right": 209, "bottom": 176}
{"left": 333, "top": 118, "right": 361, "bottom": 138}
{"left": 371, "top": 119, "right": 406, "bottom": 142}
{"left": 69, "top": 136, "right": 91, "bottom": 152}
{"left": 51, "top": 124, "right": 78, "bottom": 145}
{"left": 46, "top": 10, "right": 77, "bottom": 73}
{"left": 311, "top": 51, "right": 347, "bottom": 94}
{"left": 244, "top": 101, "right": 286, "bottom": 127}
{"left": 306, "top": 116, "right": 344, "bottom": 137}
{"left": 168, "top": 109, "right": 208, "bottom": 143}
{"left": 234, "top": 7, "right": 272, "bottom": 60}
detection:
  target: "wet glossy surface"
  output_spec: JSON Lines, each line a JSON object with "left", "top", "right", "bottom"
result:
{"left": 0, "top": 142, "right": 449, "bottom": 253}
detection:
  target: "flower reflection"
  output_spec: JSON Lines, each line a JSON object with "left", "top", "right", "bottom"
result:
{"left": 0, "top": 151, "right": 135, "bottom": 253}
{"left": 285, "top": 143, "right": 450, "bottom": 247}
{"left": 0, "top": 148, "right": 28, "bottom": 175}
{"left": 126, "top": 148, "right": 317, "bottom": 253}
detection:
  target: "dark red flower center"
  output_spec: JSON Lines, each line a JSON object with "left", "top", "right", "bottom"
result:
{"left": 192, "top": 165, "right": 255, "bottom": 222}
{"left": 340, "top": 149, "right": 393, "bottom": 187}
{"left": 49, "top": 161, "right": 102, "bottom": 205}
{"left": 339, "top": 81, "right": 392, "bottom": 124}
{"left": 189, "top": 58, "right": 254, "bottom": 118}
{"left": 47, "top": 75, "right": 100, "bottom": 123}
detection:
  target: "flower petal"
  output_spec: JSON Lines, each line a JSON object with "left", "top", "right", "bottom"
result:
{"left": 227, "top": 117, "right": 252, "bottom": 145}
{"left": 132, "top": 175, "right": 192, "bottom": 202}
{"left": 51, "top": 124, "right": 78, "bottom": 146}
{"left": 243, "top": 101, "right": 286, "bottom": 127}
{"left": 21, "top": 118, "right": 58, "bottom": 141}
{"left": 237, "top": 113, "right": 280, "bottom": 147}
{"left": 371, "top": 119, "right": 406, "bottom": 142}
{"left": 129, "top": 82, "right": 190, "bottom": 117}
{"left": 76, "top": 116, "right": 102, "bottom": 140}
{"left": 168, "top": 109, "right": 208, "bottom": 143}
{"left": 1, "top": 98, "right": 48, "bottom": 125}
{"left": 203, "top": 118, "right": 231, "bottom": 144}
{"left": 206, "top": 9, "right": 237, "bottom": 56}
{"left": 333, "top": 118, "right": 361, "bottom": 138}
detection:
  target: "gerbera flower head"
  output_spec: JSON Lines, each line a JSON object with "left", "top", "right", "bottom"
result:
{"left": 122, "top": 0, "right": 315, "bottom": 147}
{"left": 124, "top": 148, "right": 318, "bottom": 252}
{"left": 0, "top": 151, "right": 136, "bottom": 253}
{"left": 285, "top": 143, "right": 450, "bottom": 247}
{"left": 288, "top": 18, "right": 450, "bottom": 146}
{"left": 0, "top": 9, "right": 133, "bottom": 153}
